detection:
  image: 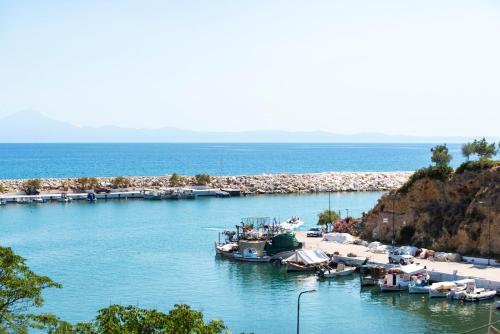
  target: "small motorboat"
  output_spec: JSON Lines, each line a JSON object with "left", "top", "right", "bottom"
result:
{"left": 214, "top": 242, "right": 239, "bottom": 258}
{"left": 496, "top": 300, "right": 500, "bottom": 309}
{"left": 58, "top": 194, "right": 72, "bottom": 202}
{"left": 86, "top": 192, "right": 97, "bottom": 202}
{"left": 429, "top": 281, "right": 457, "bottom": 298}
{"left": 280, "top": 216, "right": 305, "bottom": 231}
{"left": 450, "top": 279, "right": 497, "bottom": 302}
{"left": 317, "top": 263, "right": 356, "bottom": 279}
{"left": 0, "top": 199, "right": 6, "bottom": 205}
{"left": 33, "top": 196, "right": 45, "bottom": 203}
{"left": 408, "top": 279, "right": 431, "bottom": 294}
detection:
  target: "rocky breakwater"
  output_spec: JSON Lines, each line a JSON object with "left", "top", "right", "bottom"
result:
{"left": 0, "top": 172, "right": 411, "bottom": 195}
{"left": 362, "top": 166, "right": 499, "bottom": 257}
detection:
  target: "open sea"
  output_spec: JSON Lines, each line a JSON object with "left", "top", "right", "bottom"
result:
{"left": 0, "top": 143, "right": 497, "bottom": 333}
{"left": 0, "top": 143, "right": 468, "bottom": 179}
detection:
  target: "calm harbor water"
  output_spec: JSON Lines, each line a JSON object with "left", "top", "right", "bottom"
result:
{"left": 0, "top": 143, "right": 468, "bottom": 179}
{"left": 0, "top": 192, "right": 494, "bottom": 334}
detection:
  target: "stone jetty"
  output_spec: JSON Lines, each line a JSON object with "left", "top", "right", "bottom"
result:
{"left": 0, "top": 172, "right": 411, "bottom": 195}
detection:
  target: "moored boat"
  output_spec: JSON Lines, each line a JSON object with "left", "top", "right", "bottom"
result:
{"left": 429, "top": 281, "right": 457, "bottom": 298}
{"left": 379, "top": 264, "right": 427, "bottom": 292}
{"left": 450, "top": 279, "right": 497, "bottom": 302}
{"left": 233, "top": 240, "right": 270, "bottom": 262}
{"left": 359, "top": 264, "right": 386, "bottom": 286}
{"left": 283, "top": 249, "right": 329, "bottom": 272}
{"left": 408, "top": 280, "right": 430, "bottom": 294}
{"left": 317, "top": 263, "right": 355, "bottom": 279}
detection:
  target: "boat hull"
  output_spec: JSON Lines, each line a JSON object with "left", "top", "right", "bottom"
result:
{"left": 319, "top": 267, "right": 355, "bottom": 278}
{"left": 409, "top": 285, "right": 430, "bottom": 294}
{"left": 379, "top": 284, "right": 406, "bottom": 292}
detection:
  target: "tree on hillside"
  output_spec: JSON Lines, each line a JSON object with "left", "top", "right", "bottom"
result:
{"left": 471, "top": 138, "right": 497, "bottom": 160}
{"left": 0, "top": 246, "right": 62, "bottom": 333}
{"left": 461, "top": 142, "right": 474, "bottom": 161}
{"left": 430, "top": 144, "right": 452, "bottom": 166}
{"left": 317, "top": 210, "right": 340, "bottom": 232}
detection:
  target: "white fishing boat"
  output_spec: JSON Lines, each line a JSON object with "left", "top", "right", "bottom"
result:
{"left": 0, "top": 198, "right": 6, "bottom": 205}
{"left": 450, "top": 279, "right": 497, "bottom": 302}
{"left": 280, "top": 216, "right": 304, "bottom": 231}
{"left": 232, "top": 240, "right": 271, "bottom": 263}
{"left": 429, "top": 281, "right": 457, "bottom": 298}
{"left": 317, "top": 263, "right": 355, "bottom": 279}
{"left": 379, "top": 264, "right": 427, "bottom": 292}
{"left": 283, "top": 249, "right": 329, "bottom": 272}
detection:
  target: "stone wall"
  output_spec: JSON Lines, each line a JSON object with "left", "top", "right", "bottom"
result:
{"left": 0, "top": 172, "right": 411, "bottom": 195}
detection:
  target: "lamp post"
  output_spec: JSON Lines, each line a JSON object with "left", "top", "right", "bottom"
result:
{"left": 297, "top": 289, "right": 316, "bottom": 334}
{"left": 478, "top": 201, "right": 491, "bottom": 266}
{"left": 328, "top": 190, "right": 331, "bottom": 232}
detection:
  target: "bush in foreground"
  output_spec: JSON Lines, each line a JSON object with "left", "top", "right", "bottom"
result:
{"left": 43, "top": 304, "right": 228, "bottom": 334}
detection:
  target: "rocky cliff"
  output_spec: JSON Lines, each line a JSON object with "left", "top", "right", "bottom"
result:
{"left": 362, "top": 166, "right": 499, "bottom": 257}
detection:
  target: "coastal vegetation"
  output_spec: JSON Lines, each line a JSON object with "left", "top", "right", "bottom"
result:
{"left": 364, "top": 138, "right": 499, "bottom": 257}
{"left": 194, "top": 174, "right": 211, "bottom": 186}
{"left": 0, "top": 183, "right": 6, "bottom": 193}
{"left": 75, "top": 177, "right": 101, "bottom": 191}
{"left": 110, "top": 176, "right": 131, "bottom": 189}
{"left": 0, "top": 246, "right": 229, "bottom": 334}
{"left": 317, "top": 210, "right": 340, "bottom": 231}
{"left": 169, "top": 173, "right": 186, "bottom": 187}
{"left": 21, "top": 178, "right": 42, "bottom": 195}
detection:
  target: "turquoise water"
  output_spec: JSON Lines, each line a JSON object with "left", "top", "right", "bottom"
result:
{"left": 0, "top": 143, "right": 470, "bottom": 179}
{"left": 0, "top": 193, "right": 495, "bottom": 333}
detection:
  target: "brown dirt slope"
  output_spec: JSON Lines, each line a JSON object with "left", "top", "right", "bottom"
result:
{"left": 362, "top": 166, "right": 499, "bottom": 257}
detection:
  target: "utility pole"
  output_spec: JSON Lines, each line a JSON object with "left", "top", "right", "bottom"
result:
{"left": 392, "top": 196, "right": 395, "bottom": 247}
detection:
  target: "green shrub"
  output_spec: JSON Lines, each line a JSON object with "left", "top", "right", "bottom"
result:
{"left": 399, "top": 165, "right": 454, "bottom": 193}
{"left": 398, "top": 225, "right": 416, "bottom": 244}
{"left": 455, "top": 160, "right": 500, "bottom": 174}
{"left": 110, "top": 176, "right": 131, "bottom": 189}
{"left": 193, "top": 174, "right": 211, "bottom": 186}
{"left": 21, "top": 179, "right": 42, "bottom": 195}
{"left": 169, "top": 173, "right": 186, "bottom": 186}
{"left": 75, "top": 177, "right": 101, "bottom": 190}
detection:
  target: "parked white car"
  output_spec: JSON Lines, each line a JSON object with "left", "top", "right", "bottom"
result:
{"left": 388, "top": 249, "right": 414, "bottom": 265}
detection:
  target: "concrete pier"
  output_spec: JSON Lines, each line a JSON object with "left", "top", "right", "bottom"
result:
{"left": 295, "top": 231, "right": 500, "bottom": 291}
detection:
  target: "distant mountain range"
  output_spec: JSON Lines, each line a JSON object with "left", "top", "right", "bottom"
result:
{"left": 0, "top": 111, "right": 496, "bottom": 143}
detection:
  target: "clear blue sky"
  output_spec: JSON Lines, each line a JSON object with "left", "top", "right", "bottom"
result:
{"left": 1, "top": 0, "right": 499, "bottom": 136}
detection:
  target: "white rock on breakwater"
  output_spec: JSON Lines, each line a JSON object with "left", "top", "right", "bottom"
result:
{"left": 0, "top": 172, "right": 412, "bottom": 195}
